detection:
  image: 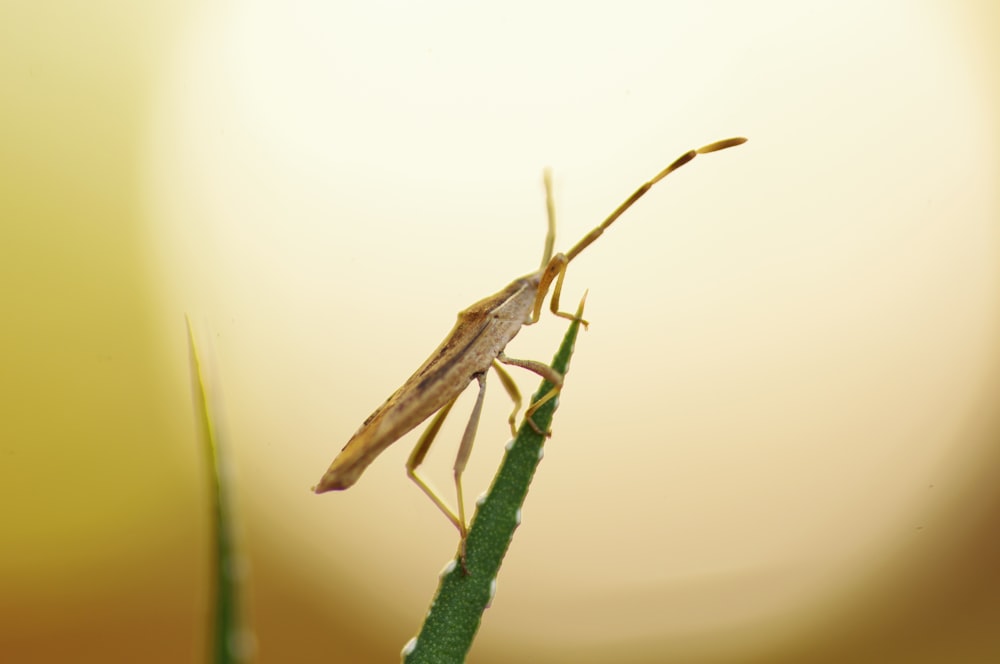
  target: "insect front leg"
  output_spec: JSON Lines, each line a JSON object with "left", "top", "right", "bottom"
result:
{"left": 547, "top": 256, "right": 590, "bottom": 327}
{"left": 526, "top": 253, "right": 590, "bottom": 328}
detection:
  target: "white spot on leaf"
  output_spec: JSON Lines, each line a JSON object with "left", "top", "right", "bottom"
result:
{"left": 439, "top": 559, "right": 457, "bottom": 578}
{"left": 486, "top": 578, "right": 497, "bottom": 608}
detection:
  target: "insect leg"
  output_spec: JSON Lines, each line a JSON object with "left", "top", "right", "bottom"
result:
{"left": 526, "top": 252, "right": 588, "bottom": 328}
{"left": 453, "top": 372, "right": 489, "bottom": 543}
{"left": 497, "top": 352, "right": 563, "bottom": 435}
{"left": 525, "top": 252, "right": 566, "bottom": 327}
{"left": 546, "top": 257, "right": 590, "bottom": 327}
{"left": 407, "top": 397, "right": 463, "bottom": 533}
{"left": 492, "top": 360, "right": 522, "bottom": 437}
{"left": 502, "top": 291, "right": 588, "bottom": 434}
{"left": 529, "top": 168, "right": 590, "bottom": 327}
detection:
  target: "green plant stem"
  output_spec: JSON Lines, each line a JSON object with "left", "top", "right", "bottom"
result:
{"left": 403, "top": 308, "right": 585, "bottom": 663}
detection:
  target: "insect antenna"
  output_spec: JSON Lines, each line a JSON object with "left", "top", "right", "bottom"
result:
{"left": 564, "top": 137, "right": 747, "bottom": 263}
{"left": 539, "top": 168, "right": 557, "bottom": 269}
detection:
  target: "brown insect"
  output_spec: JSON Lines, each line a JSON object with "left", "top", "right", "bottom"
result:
{"left": 314, "top": 137, "right": 747, "bottom": 542}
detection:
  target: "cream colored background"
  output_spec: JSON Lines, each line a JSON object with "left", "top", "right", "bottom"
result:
{"left": 2, "top": 1, "right": 999, "bottom": 662}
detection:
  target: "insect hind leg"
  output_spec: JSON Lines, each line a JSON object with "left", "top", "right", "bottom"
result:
{"left": 406, "top": 373, "right": 491, "bottom": 567}
{"left": 452, "top": 372, "right": 489, "bottom": 546}
{"left": 406, "top": 397, "right": 464, "bottom": 534}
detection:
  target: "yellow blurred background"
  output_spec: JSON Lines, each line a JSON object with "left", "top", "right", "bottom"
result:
{"left": 2, "top": 1, "right": 999, "bottom": 662}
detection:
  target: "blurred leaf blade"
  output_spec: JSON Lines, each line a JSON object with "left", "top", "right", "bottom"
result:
{"left": 187, "top": 318, "right": 250, "bottom": 664}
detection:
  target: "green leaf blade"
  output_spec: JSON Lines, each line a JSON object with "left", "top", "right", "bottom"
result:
{"left": 404, "top": 311, "right": 584, "bottom": 663}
